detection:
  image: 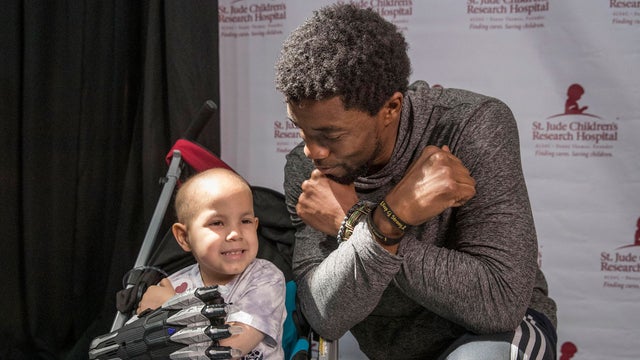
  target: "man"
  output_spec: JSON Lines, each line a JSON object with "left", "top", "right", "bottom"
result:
{"left": 275, "top": 4, "right": 557, "bottom": 359}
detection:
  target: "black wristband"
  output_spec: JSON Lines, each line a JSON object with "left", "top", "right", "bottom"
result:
{"left": 367, "top": 209, "right": 404, "bottom": 246}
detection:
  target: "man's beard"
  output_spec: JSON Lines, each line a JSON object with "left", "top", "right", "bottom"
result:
{"left": 325, "top": 163, "right": 369, "bottom": 185}
{"left": 325, "top": 139, "right": 382, "bottom": 185}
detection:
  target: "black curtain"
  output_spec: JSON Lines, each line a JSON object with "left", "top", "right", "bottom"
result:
{"left": 0, "top": 1, "right": 220, "bottom": 358}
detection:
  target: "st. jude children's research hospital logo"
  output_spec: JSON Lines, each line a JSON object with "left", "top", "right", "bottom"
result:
{"left": 532, "top": 83, "right": 619, "bottom": 159}
{"left": 600, "top": 217, "right": 640, "bottom": 291}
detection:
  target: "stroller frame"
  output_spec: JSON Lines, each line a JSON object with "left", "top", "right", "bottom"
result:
{"left": 110, "top": 148, "right": 183, "bottom": 332}
{"left": 110, "top": 100, "right": 219, "bottom": 332}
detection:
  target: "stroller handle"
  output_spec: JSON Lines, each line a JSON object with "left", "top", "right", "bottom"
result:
{"left": 184, "top": 100, "right": 217, "bottom": 141}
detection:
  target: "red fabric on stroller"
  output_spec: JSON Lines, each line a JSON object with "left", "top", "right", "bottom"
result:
{"left": 165, "top": 139, "right": 232, "bottom": 173}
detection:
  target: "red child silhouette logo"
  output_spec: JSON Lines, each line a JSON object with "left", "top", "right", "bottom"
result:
{"left": 565, "top": 84, "right": 588, "bottom": 114}
{"left": 560, "top": 341, "right": 577, "bottom": 360}
{"left": 636, "top": 217, "right": 640, "bottom": 246}
{"left": 617, "top": 216, "right": 640, "bottom": 249}
{"left": 548, "top": 83, "right": 601, "bottom": 119}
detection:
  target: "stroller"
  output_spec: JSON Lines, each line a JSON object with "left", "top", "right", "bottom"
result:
{"left": 88, "top": 101, "right": 337, "bottom": 359}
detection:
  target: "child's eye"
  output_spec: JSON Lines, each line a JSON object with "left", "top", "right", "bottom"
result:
{"left": 209, "top": 220, "right": 223, "bottom": 227}
{"left": 242, "top": 218, "right": 254, "bottom": 224}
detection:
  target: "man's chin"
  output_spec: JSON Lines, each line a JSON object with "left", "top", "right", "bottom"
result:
{"left": 326, "top": 173, "right": 357, "bottom": 185}
{"left": 324, "top": 164, "right": 369, "bottom": 185}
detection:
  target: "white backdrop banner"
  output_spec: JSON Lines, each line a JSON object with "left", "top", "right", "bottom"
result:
{"left": 217, "top": 1, "right": 640, "bottom": 359}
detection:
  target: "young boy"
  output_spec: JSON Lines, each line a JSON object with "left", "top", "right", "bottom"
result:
{"left": 137, "top": 167, "right": 286, "bottom": 359}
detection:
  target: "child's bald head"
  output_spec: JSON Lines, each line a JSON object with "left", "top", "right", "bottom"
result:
{"left": 174, "top": 168, "right": 252, "bottom": 226}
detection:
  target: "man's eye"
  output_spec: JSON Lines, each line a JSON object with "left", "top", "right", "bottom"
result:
{"left": 323, "top": 134, "right": 342, "bottom": 141}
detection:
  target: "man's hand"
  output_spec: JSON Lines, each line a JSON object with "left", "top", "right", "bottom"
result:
{"left": 297, "top": 169, "right": 358, "bottom": 235}
{"left": 385, "top": 145, "right": 476, "bottom": 226}
{"left": 136, "top": 277, "right": 175, "bottom": 315}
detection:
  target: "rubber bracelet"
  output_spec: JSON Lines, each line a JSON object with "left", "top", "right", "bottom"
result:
{"left": 378, "top": 199, "right": 409, "bottom": 231}
{"left": 367, "top": 209, "right": 404, "bottom": 246}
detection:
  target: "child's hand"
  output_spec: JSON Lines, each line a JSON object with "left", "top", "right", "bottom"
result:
{"left": 136, "top": 278, "right": 176, "bottom": 315}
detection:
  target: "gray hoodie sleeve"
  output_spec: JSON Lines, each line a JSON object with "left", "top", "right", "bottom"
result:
{"left": 284, "top": 144, "right": 404, "bottom": 340}
{"left": 392, "top": 99, "right": 539, "bottom": 333}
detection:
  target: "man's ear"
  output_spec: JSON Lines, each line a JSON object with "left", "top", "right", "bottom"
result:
{"left": 172, "top": 223, "right": 191, "bottom": 252}
{"left": 382, "top": 92, "right": 403, "bottom": 126}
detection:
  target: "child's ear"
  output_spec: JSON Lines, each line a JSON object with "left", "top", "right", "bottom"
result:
{"left": 172, "top": 223, "right": 191, "bottom": 252}
{"left": 254, "top": 216, "right": 259, "bottom": 230}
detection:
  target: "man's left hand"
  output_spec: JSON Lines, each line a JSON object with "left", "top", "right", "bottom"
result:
{"left": 296, "top": 169, "right": 358, "bottom": 235}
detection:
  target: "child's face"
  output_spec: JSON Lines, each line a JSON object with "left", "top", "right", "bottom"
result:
{"left": 182, "top": 183, "right": 259, "bottom": 285}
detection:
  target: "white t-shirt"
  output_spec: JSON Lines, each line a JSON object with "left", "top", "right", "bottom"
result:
{"left": 168, "top": 258, "right": 286, "bottom": 360}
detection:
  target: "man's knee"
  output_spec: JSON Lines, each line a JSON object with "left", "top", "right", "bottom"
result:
{"left": 442, "top": 340, "right": 513, "bottom": 360}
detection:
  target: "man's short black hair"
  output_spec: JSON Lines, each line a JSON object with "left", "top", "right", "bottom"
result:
{"left": 275, "top": 4, "right": 411, "bottom": 116}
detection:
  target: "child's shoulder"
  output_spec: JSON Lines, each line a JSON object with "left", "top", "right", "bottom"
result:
{"left": 247, "top": 258, "right": 285, "bottom": 282}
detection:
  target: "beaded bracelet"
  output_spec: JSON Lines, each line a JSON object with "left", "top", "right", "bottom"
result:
{"left": 378, "top": 199, "right": 409, "bottom": 232}
{"left": 336, "top": 201, "right": 372, "bottom": 243}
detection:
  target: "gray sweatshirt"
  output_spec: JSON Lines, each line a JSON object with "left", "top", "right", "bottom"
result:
{"left": 284, "top": 81, "right": 557, "bottom": 359}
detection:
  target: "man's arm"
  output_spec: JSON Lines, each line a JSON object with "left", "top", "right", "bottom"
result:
{"left": 391, "top": 100, "right": 538, "bottom": 333}
{"left": 285, "top": 142, "right": 478, "bottom": 339}
{"left": 285, "top": 146, "right": 403, "bottom": 340}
